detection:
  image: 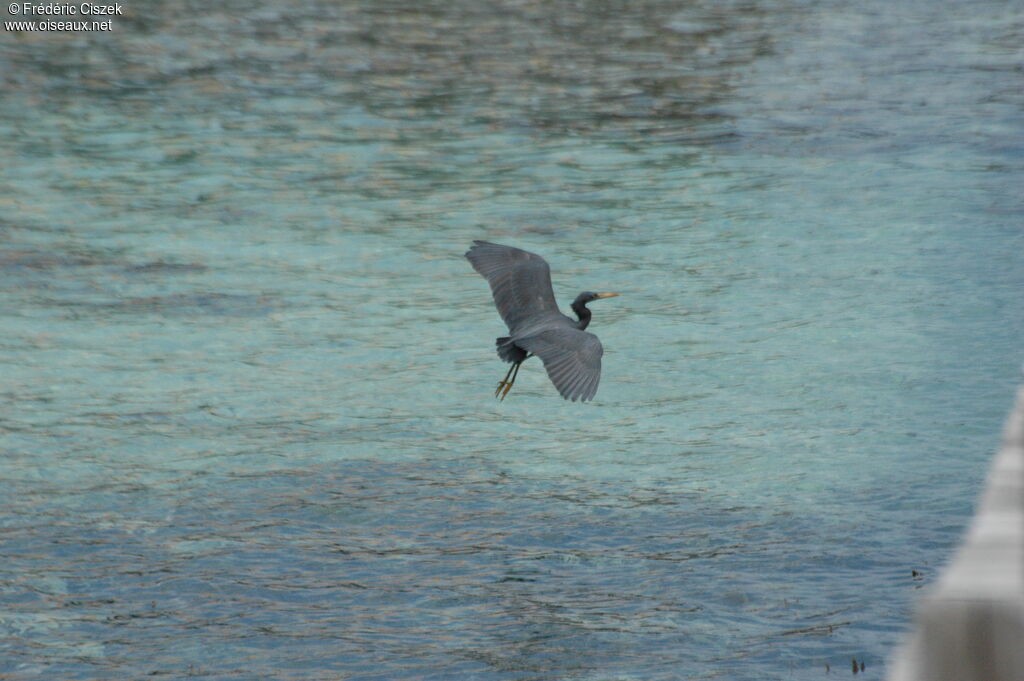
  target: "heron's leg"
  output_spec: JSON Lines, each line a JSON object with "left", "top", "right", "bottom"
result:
{"left": 495, "top": 362, "right": 518, "bottom": 398}
{"left": 499, "top": 362, "right": 522, "bottom": 401}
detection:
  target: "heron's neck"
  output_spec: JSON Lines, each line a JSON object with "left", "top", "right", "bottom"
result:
{"left": 571, "top": 300, "right": 592, "bottom": 330}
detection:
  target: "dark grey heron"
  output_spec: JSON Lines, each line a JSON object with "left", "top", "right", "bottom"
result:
{"left": 465, "top": 240, "right": 618, "bottom": 402}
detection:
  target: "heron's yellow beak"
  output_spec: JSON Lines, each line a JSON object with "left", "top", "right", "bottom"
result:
{"left": 595, "top": 292, "right": 620, "bottom": 299}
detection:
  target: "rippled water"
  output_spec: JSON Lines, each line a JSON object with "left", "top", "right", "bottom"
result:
{"left": 2, "top": 1, "right": 1022, "bottom": 679}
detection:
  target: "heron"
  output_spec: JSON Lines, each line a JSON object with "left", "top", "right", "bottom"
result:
{"left": 465, "top": 240, "right": 619, "bottom": 402}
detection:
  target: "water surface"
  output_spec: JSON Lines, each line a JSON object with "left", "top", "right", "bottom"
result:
{"left": 1, "top": 1, "right": 1022, "bottom": 679}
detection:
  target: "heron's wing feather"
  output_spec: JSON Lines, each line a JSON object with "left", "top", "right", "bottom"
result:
{"left": 465, "top": 241, "right": 561, "bottom": 332}
{"left": 516, "top": 328, "right": 604, "bottom": 402}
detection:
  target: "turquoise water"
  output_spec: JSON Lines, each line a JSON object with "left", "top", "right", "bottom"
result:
{"left": 1, "top": 0, "right": 1022, "bottom": 679}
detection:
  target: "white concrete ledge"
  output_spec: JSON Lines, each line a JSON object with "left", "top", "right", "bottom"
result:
{"left": 890, "top": 386, "right": 1024, "bottom": 680}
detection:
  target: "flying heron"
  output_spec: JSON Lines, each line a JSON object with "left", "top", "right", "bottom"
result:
{"left": 465, "top": 240, "right": 618, "bottom": 402}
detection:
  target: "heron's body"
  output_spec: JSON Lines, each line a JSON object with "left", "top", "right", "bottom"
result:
{"left": 465, "top": 240, "right": 618, "bottom": 402}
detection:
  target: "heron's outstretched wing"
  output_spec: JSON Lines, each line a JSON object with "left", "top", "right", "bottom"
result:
{"left": 516, "top": 328, "right": 604, "bottom": 402}
{"left": 465, "top": 241, "right": 561, "bottom": 333}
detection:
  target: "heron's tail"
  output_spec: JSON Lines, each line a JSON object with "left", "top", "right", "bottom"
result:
{"left": 496, "top": 337, "right": 528, "bottom": 364}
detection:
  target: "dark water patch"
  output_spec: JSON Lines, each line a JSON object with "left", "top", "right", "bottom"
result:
{"left": 69, "top": 292, "right": 278, "bottom": 318}
{"left": 0, "top": 249, "right": 103, "bottom": 271}
{"left": 125, "top": 261, "right": 208, "bottom": 274}
{"left": 1, "top": 0, "right": 764, "bottom": 138}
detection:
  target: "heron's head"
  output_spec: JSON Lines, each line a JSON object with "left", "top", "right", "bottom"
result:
{"left": 575, "top": 291, "right": 620, "bottom": 306}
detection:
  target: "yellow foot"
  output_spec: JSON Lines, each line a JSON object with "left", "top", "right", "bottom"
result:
{"left": 495, "top": 380, "right": 514, "bottom": 401}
